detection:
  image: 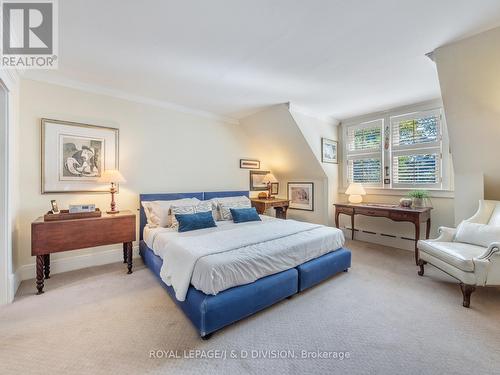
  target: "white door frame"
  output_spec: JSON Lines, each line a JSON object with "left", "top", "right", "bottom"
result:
{"left": 0, "top": 78, "right": 9, "bottom": 304}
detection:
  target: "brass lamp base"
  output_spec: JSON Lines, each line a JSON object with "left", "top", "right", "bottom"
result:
{"left": 107, "top": 210, "right": 120, "bottom": 214}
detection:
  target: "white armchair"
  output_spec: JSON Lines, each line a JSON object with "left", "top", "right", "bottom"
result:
{"left": 417, "top": 200, "right": 500, "bottom": 307}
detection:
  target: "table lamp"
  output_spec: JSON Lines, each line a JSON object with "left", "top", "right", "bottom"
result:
{"left": 262, "top": 172, "right": 278, "bottom": 199}
{"left": 345, "top": 183, "right": 366, "bottom": 204}
{"left": 99, "top": 170, "right": 126, "bottom": 214}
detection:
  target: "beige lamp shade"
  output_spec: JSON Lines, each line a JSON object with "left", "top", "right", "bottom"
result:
{"left": 345, "top": 183, "right": 366, "bottom": 203}
{"left": 99, "top": 170, "right": 126, "bottom": 184}
{"left": 262, "top": 173, "right": 278, "bottom": 184}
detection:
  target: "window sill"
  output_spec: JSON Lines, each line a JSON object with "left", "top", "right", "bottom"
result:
{"left": 338, "top": 188, "right": 455, "bottom": 199}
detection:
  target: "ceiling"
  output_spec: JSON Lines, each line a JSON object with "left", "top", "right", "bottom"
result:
{"left": 26, "top": 0, "right": 500, "bottom": 121}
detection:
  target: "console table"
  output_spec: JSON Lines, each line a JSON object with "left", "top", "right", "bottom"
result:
{"left": 334, "top": 203, "right": 432, "bottom": 264}
{"left": 251, "top": 198, "right": 290, "bottom": 219}
{"left": 31, "top": 210, "right": 136, "bottom": 295}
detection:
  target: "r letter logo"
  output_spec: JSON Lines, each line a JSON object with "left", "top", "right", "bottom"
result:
{"left": 1, "top": 0, "right": 58, "bottom": 69}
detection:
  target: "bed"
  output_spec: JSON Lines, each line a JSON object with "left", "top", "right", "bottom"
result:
{"left": 139, "top": 191, "right": 351, "bottom": 339}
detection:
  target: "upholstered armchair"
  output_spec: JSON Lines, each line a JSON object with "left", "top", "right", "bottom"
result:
{"left": 417, "top": 200, "right": 500, "bottom": 308}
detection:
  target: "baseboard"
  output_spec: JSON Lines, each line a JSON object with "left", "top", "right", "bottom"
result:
{"left": 342, "top": 227, "right": 415, "bottom": 251}
{"left": 9, "top": 271, "right": 20, "bottom": 302}
{"left": 14, "top": 244, "right": 140, "bottom": 286}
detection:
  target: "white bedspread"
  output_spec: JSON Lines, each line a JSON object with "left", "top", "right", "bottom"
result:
{"left": 150, "top": 218, "right": 344, "bottom": 301}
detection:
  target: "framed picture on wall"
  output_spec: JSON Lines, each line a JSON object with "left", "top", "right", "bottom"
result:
{"left": 250, "top": 170, "right": 269, "bottom": 191}
{"left": 240, "top": 159, "right": 260, "bottom": 169}
{"left": 41, "top": 119, "right": 119, "bottom": 193}
{"left": 321, "top": 138, "right": 338, "bottom": 164}
{"left": 271, "top": 182, "right": 279, "bottom": 195}
{"left": 288, "top": 182, "right": 314, "bottom": 211}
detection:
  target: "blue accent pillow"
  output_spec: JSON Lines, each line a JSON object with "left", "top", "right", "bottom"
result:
{"left": 175, "top": 211, "right": 217, "bottom": 232}
{"left": 230, "top": 207, "right": 262, "bottom": 223}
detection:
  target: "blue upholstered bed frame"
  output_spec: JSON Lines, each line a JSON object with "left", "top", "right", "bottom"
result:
{"left": 139, "top": 191, "right": 351, "bottom": 339}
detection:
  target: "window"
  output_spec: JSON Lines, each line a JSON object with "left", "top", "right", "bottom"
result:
{"left": 343, "top": 106, "right": 449, "bottom": 191}
{"left": 391, "top": 109, "right": 442, "bottom": 189}
{"left": 345, "top": 119, "right": 383, "bottom": 186}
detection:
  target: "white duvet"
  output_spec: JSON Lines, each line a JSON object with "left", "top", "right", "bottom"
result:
{"left": 146, "top": 217, "right": 345, "bottom": 301}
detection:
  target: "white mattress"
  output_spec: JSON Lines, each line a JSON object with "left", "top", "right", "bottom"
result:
{"left": 143, "top": 216, "right": 345, "bottom": 296}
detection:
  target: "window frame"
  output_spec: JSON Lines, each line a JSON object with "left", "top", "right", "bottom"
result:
{"left": 344, "top": 119, "right": 384, "bottom": 188}
{"left": 341, "top": 103, "right": 451, "bottom": 193}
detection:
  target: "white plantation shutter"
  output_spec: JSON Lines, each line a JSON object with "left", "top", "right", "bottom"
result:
{"left": 391, "top": 109, "right": 443, "bottom": 189}
{"left": 345, "top": 119, "right": 383, "bottom": 186}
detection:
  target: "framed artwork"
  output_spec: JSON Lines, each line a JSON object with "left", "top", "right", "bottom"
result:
{"left": 250, "top": 170, "right": 269, "bottom": 191}
{"left": 271, "top": 182, "right": 279, "bottom": 195}
{"left": 288, "top": 182, "right": 314, "bottom": 211}
{"left": 321, "top": 138, "right": 338, "bottom": 164}
{"left": 41, "top": 119, "right": 119, "bottom": 193}
{"left": 240, "top": 159, "right": 260, "bottom": 169}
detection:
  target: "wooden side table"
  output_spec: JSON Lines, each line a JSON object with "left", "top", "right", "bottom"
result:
{"left": 333, "top": 203, "right": 432, "bottom": 264}
{"left": 31, "top": 210, "right": 136, "bottom": 294}
{"left": 251, "top": 198, "right": 290, "bottom": 219}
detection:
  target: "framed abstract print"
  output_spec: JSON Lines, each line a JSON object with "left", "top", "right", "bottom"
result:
{"left": 270, "top": 182, "right": 279, "bottom": 195}
{"left": 41, "top": 119, "right": 119, "bottom": 193}
{"left": 240, "top": 159, "right": 260, "bottom": 169}
{"left": 321, "top": 138, "right": 338, "bottom": 164}
{"left": 288, "top": 182, "right": 314, "bottom": 211}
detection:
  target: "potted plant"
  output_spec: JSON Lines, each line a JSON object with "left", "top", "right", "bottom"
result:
{"left": 407, "top": 190, "right": 429, "bottom": 208}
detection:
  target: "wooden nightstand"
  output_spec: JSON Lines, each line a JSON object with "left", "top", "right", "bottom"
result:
{"left": 31, "top": 210, "right": 136, "bottom": 295}
{"left": 251, "top": 198, "right": 290, "bottom": 219}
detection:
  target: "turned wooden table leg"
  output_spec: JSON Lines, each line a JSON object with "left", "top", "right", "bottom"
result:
{"left": 414, "top": 221, "right": 420, "bottom": 265}
{"left": 426, "top": 218, "right": 431, "bottom": 239}
{"left": 43, "top": 254, "right": 50, "bottom": 279}
{"left": 122, "top": 243, "right": 127, "bottom": 264}
{"left": 351, "top": 214, "right": 355, "bottom": 240}
{"left": 126, "top": 242, "right": 133, "bottom": 274}
{"left": 36, "top": 255, "right": 45, "bottom": 295}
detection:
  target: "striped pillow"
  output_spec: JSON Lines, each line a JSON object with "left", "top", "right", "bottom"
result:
{"left": 170, "top": 201, "right": 213, "bottom": 228}
{"left": 217, "top": 197, "right": 251, "bottom": 221}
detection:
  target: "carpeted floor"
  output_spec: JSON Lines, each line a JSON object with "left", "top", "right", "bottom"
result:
{"left": 1, "top": 240, "right": 500, "bottom": 375}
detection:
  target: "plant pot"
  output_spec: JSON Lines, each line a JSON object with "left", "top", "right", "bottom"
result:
{"left": 412, "top": 197, "right": 424, "bottom": 208}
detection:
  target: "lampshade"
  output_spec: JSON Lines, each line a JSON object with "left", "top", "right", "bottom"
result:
{"left": 345, "top": 183, "right": 366, "bottom": 196}
{"left": 262, "top": 173, "right": 278, "bottom": 184}
{"left": 99, "top": 170, "right": 126, "bottom": 184}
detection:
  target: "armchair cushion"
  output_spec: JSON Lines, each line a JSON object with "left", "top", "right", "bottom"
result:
{"left": 455, "top": 222, "right": 500, "bottom": 248}
{"left": 419, "top": 241, "right": 486, "bottom": 272}
{"left": 488, "top": 203, "right": 500, "bottom": 226}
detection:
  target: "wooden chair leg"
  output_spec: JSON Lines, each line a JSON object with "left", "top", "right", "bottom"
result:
{"left": 460, "top": 283, "right": 475, "bottom": 308}
{"left": 417, "top": 259, "right": 426, "bottom": 276}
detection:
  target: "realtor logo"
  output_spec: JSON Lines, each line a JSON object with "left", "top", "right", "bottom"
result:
{"left": 1, "top": 0, "right": 58, "bottom": 68}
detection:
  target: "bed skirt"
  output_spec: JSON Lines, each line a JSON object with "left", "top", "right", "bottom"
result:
{"left": 139, "top": 240, "right": 351, "bottom": 338}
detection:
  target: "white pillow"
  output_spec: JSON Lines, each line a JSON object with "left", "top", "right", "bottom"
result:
{"left": 148, "top": 198, "right": 200, "bottom": 227}
{"left": 215, "top": 196, "right": 251, "bottom": 221}
{"left": 455, "top": 221, "right": 500, "bottom": 248}
{"left": 170, "top": 200, "right": 213, "bottom": 228}
{"left": 488, "top": 204, "right": 500, "bottom": 226}
{"left": 141, "top": 201, "right": 154, "bottom": 226}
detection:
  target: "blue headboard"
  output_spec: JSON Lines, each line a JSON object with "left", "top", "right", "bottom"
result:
{"left": 139, "top": 191, "right": 249, "bottom": 240}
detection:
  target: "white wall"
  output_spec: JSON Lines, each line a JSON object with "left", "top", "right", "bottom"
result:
{"left": 14, "top": 79, "right": 254, "bottom": 278}
{"left": 240, "top": 104, "right": 332, "bottom": 225}
{"left": 290, "top": 109, "right": 339, "bottom": 226}
{"left": 435, "top": 26, "right": 500, "bottom": 222}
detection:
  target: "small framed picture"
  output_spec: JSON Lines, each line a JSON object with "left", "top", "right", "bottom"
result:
{"left": 50, "top": 200, "right": 60, "bottom": 214}
{"left": 240, "top": 159, "right": 260, "bottom": 169}
{"left": 288, "top": 182, "right": 314, "bottom": 211}
{"left": 321, "top": 138, "right": 338, "bottom": 164}
{"left": 250, "top": 170, "right": 269, "bottom": 191}
{"left": 271, "top": 182, "right": 279, "bottom": 195}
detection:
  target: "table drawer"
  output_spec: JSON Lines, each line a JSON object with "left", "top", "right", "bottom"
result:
{"left": 335, "top": 206, "right": 354, "bottom": 215}
{"left": 389, "top": 211, "right": 417, "bottom": 222}
{"left": 355, "top": 208, "right": 389, "bottom": 218}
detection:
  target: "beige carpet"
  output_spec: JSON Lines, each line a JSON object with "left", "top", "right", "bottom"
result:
{"left": 1, "top": 240, "right": 500, "bottom": 375}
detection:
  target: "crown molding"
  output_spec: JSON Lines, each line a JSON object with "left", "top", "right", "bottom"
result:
{"left": 22, "top": 72, "right": 240, "bottom": 125}
{"left": 288, "top": 103, "right": 339, "bottom": 126}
